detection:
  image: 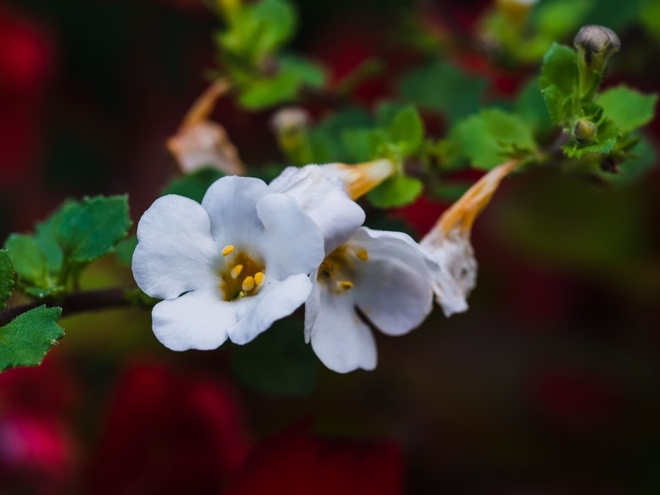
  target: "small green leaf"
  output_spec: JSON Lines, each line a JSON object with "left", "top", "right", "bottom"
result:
{"left": 388, "top": 105, "right": 424, "bottom": 156}
{"left": 453, "top": 109, "right": 537, "bottom": 170}
{"left": 51, "top": 196, "right": 131, "bottom": 264}
{"left": 515, "top": 80, "right": 553, "bottom": 136}
{"left": 399, "top": 61, "right": 487, "bottom": 121}
{"left": 0, "top": 306, "right": 64, "bottom": 372}
{"left": 0, "top": 250, "right": 14, "bottom": 311}
{"left": 539, "top": 43, "right": 579, "bottom": 127}
{"left": 5, "top": 234, "right": 48, "bottom": 287}
{"left": 249, "top": 0, "right": 297, "bottom": 58}
{"left": 342, "top": 128, "right": 373, "bottom": 162}
{"left": 239, "top": 71, "right": 299, "bottom": 109}
{"left": 598, "top": 86, "right": 657, "bottom": 135}
{"left": 539, "top": 43, "right": 578, "bottom": 97}
{"left": 367, "top": 174, "right": 423, "bottom": 208}
{"left": 163, "top": 168, "right": 225, "bottom": 203}
{"left": 229, "top": 318, "right": 317, "bottom": 397}
{"left": 279, "top": 55, "right": 326, "bottom": 88}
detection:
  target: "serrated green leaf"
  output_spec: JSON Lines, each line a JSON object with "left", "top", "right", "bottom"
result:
{"left": 34, "top": 222, "right": 63, "bottom": 275}
{"left": 539, "top": 43, "right": 579, "bottom": 127}
{"left": 5, "top": 234, "right": 48, "bottom": 287}
{"left": 388, "top": 105, "right": 424, "bottom": 156}
{"left": 163, "top": 168, "right": 225, "bottom": 203}
{"left": 367, "top": 174, "right": 423, "bottom": 208}
{"left": 51, "top": 196, "right": 131, "bottom": 264}
{"left": 0, "top": 306, "right": 64, "bottom": 372}
{"left": 602, "top": 137, "right": 657, "bottom": 187}
{"left": 515, "top": 80, "right": 553, "bottom": 136}
{"left": 342, "top": 128, "right": 373, "bottom": 162}
{"left": 239, "top": 71, "right": 299, "bottom": 109}
{"left": 598, "top": 86, "right": 657, "bottom": 135}
{"left": 23, "top": 286, "right": 65, "bottom": 299}
{"left": 399, "top": 61, "right": 487, "bottom": 121}
{"left": 229, "top": 318, "right": 317, "bottom": 397}
{"left": 279, "top": 55, "right": 326, "bottom": 88}
{"left": 0, "top": 250, "right": 14, "bottom": 311}
{"left": 453, "top": 109, "right": 537, "bottom": 170}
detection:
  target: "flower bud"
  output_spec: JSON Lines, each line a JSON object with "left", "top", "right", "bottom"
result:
{"left": 270, "top": 107, "right": 313, "bottom": 165}
{"left": 574, "top": 25, "right": 621, "bottom": 72}
{"left": 572, "top": 118, "right": 597, "bottom": 144}
{"left": 270, "top": 107, "right": 311, "bottom": 137}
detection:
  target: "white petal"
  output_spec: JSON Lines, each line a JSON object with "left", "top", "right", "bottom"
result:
{"left": 350, "top": 228, "right": 434, "bottom": 336}
{"left": 132, "top": 195, "right": 219, "bottom": 300}
{"left": 151, "top": 288, "right": 237, "bottom": 351}
{"left": 201, "top": 176, "right": 269, "bottom": 247}
{"left": 256, "top": 194, "right": 325, "bottom": 279}
{"left": 309, "top": 289, "right": 377, "bottom": 373}
{"left": 227, "top": 274, "right": 312, "bottom": 345}
{"left": 420, "top": 228, "right": 477, "bottom": 317}
{"left": 304, "top": 272, "right": 322, "bottom": 344}
{"left": 270, "top": 165, "right": 365, "bottom": 253}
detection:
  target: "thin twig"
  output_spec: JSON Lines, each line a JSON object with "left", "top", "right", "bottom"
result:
{"left": 0, "top": 287, "right": 134, "bottom": 327}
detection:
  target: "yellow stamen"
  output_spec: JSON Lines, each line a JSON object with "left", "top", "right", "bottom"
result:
{"left": 338, "top": 280, "right": 354, "bottom": 290}
{"left": 254, "top": 272, "right": 266, "bottom": 287}
{"left": 231, "top": 264, "right": 243, "bottom": 279}
{"left": 222, "top": 245, "right": 235, "bottom": 256}
{"left": 242, "top": 276, "right": 255, "bottom": 292}
{"left": 356, "top": 248, "right": 369, "bottom": 262}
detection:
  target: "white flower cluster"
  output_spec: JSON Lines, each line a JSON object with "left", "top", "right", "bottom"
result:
{"left": 132, "top": 161, "right": 514, "bottom": 373}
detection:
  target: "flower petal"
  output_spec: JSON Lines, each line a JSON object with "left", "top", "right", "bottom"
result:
{"left": 201, "top": 176, "right": 270, "bottom": 248}
{"left": 133, "top": 195, "right": 219, "bottom": 300}
{"left": 304, "top": 271, "right": 322, "bottom": 344}
{"left": 351, "top": 228, "right": 434, "bottom": 336}
{"left": 270, "top": 165, "right": 365, "bottom": 253}
{"left": 420, "top": 228, "right": 476, "bottom": 317}
{"left": 308, "top": 290, "right": 377, "bottom": 373}
{"left": 256, "top": 193, "right": 325, "bottom": 280}
{"left": 227, "top": 274, "right": 312, "bottom": 345}
{"left": 151, "top": 288, "right": 238, "bottom": 351}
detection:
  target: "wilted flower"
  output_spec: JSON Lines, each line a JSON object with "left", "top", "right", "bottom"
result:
{"left": 132, "top": 176, "right": 325, "bottom": 349}
{"left": 421, "top": 160, "right": 518, "bottom": 317}
{"left": 166, "top": 80, "right": 245, "bottom": 176}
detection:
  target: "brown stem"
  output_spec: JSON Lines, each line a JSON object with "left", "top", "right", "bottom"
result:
{"left": 0, "top": 287, "right": 134, "bottom": 327}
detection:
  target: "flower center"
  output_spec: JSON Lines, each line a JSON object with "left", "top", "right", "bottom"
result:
{"left": 219, "top": 245, "right": 266, "bottom": 301}
{"left": 318, "top": 243, "right": 368, "bottom": 294}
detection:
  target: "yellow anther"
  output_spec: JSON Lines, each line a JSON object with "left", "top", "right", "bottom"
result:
{"left": 242, "top": 276, "right": 255, "bottom": 292}
{"left": 356, "top": 248, "right": 369, "bottom": 262}
{"left": 222, "top": 245, "right": 235, "bottom": 256}
{"left": 231, "top": 264, "right": 243, "bottom": 279}
{"left": 338, "top": 280, "right": 354, "bottom": 290}
{"left": 254, "top": 272, "right": 266, "bottom": 287}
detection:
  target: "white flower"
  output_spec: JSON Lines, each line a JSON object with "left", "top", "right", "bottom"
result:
{"left": 420, "top": 160, "right": 518, "bottom": 317}
{"left": 271, "top": 162, "right": 437, "bottom": 373}
{"left": 132, "top": 176, "right": 325, "bottom": 350}
{"left": 305, "top": 227, "right": 437, "bottom": 373}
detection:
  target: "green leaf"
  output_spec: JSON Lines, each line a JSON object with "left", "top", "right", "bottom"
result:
{"left": 0, "top": 306, "right": 64, "bottom": 372}
{"left": 115, "top": 236, "right": 138, "bottom": 267}
{"left": 341, "top": 128, "right": 373, "bottom": 162}
{"left": 539, "top": 43, "right": 579, "bottom": 127}
{"left": 367, "top": 174, "right": 423, "bottom": 208}
{"left": 453, "top": 109, "right": 537, "bottom": 170}
{"left": 279, "top": 55, "right": 326, "bottom": 88}
{"left": 163, "top": 168, "right": 225, "bottom": 203}
{"left": 0, "top": 250, "right": 14, "bottom": 311}
{"left": 51, "top": 195, "right": 131, "bottom": 264}
{"left": 598, "top": 86, "right": 658, "bottom": 135}
{"left": 249, "top": 0, "right": 297, "bottom": 58}
{"left": 515, "top": 80, "right": 553, "bottom": 136}
{"left": 388, "top": 105, "right": 424, "bottom": 156}
{"left": 229, "top": 318, "right": 317, "bottom": 397}
{"left": 399, "top": 61, "right": 487, "bottom": 121}
{"left": 5, "top": 235, "right": 48, "bottom": 287}
{"left": 239, "top": 71, "right": 299, "bottom": 109}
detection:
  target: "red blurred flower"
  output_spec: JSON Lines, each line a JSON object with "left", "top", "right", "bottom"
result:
{"left": 0, "top": 356, "right": 78, "bottom": 495}
{"left": 223, "top": 424, "right": 405, "bottom": 495}
{"left": 0, "top": 5, "right": 54, "bottom": 188}
{"left": 88, "top": 362, "right": 251, "bottom": 495}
